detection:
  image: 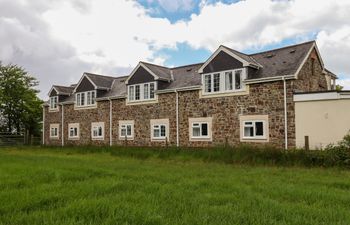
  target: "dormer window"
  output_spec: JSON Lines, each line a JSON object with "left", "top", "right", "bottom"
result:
{"left": 76, "top": 90, "right": 96, "bottom": 107}
{"left": 49, "top": 96, "right": 58, "bottom": 110}
{"left": 202, "top": 69, "right": 246, "bottom": 95}
{"left": 128, "top": 82, "right": 156, "bottom": 102}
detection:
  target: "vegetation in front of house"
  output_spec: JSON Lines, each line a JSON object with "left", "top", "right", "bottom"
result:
{"left": 0, "top": 62, "right": 43, "bottom": 141}
{"left": 1, "top": 147, "right": 350, "bottom": 225}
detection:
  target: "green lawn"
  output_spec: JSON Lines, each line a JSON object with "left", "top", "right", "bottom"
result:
{"left": 1, "top": 147, "right": 350, "bottom": 225}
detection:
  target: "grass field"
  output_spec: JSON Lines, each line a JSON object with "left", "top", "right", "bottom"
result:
{"left": 1, "top": 147, "right": 350, "bottom": 225}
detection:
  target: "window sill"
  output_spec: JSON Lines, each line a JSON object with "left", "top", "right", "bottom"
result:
{"left": 126, "top": 99, "right": 158, "bottom": 106}
{"left": 49, "top": 137, "right": 59, "bottom": 139}
{"left": 151, "top": 137, "right": 168, "bottom": 142}
{"left": 190, "top": 136, "right": 212, "bottom": 142}
{"left": 91, "top": 137, "right": 104, "bottom": 141}
{"left": 241, "top": 137, "right": 268, "bottom": 143}
{"left": 199, "top": 87, "right": 249, "bottom": 99}
{"left": 49, "top": 109, "right": 59, "bottom": 112}
{"left": 74, "top": 105, "right": 97, "bottom": 110}
{"left": 119, "top": 137, "right": 134, "bottom": 141}
{"left": 68, "top": 137, "right": 80, "bottom": 140}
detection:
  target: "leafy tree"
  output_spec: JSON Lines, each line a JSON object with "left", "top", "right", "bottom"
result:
{"left": 0, "top": 62, "right": 43, "bottom": 139}
{"left": 335, "top": 84, "right": 343, "bottom": 91}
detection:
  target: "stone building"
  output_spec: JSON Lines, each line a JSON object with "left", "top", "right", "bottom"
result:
{"left": 43, "top": 40, "right": 337, "bottom": 149}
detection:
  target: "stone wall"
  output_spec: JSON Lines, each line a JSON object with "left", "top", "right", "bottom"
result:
{"left": 43, "top": 106, "right": 62, "bottom": 146}
{"left": 44, "top": 48, "right": 328, "bottom": 148}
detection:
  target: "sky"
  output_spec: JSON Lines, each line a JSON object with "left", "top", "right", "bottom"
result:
{"left": 1, "top": 0, "right": 350, "bottom": 100}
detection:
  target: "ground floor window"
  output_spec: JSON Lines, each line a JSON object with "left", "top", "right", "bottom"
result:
{"left": 189, "top": 117, "right": 212, "bottom": 141}
{"left": 68, "top": 123, "right": 79, "bottom": 139}
{"left": 150, "top": 119, "right": 169, "bottom": 141}
{"left": 50, "top": 124, "right": 59, "bottom": 139}
{"left": 240, "top": 115, "right": 269, "bottom": 142}
{"left": 119, "top": 120, "right": 134, "bottom": 140}
{"left": 91, "top": 122, "right": 104, "bottom": 140}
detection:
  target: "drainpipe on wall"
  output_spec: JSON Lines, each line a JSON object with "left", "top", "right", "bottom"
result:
{"left": 61, "top": 104, "right": 64, "bottom": 147}
{"left": 175, "top": 90, "right": 179, "bottom": 147}
{"left": 109, "top": 99, "right": 112, "bottom": 147}
{"left": 282, "top": 77, "right": 288, "bottom": 150}
{"left": 42, "top": 106, "right": 45, "bottom": 145}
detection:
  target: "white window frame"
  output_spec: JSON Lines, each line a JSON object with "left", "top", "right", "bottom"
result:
{"left": 243, "top": 120, "right": 266, "bottom": 139}
{"left": 191, "top": 122, "right": 210, "bottom": 139}
{"left": 189, "top": 117, "right": 212, "bottom": 141}
{"left": 152, "top": 124, "right": 167, "bottom": 139}
{"left": 75, "top": 90, "right": 97, "bottom": 108}
{"left": 128, "top": 82, "right": 156, "bottom": 103}
{"left": 49, "top": 124, "right": 59, "bottom": 139}
{"left": 119, "top": 120, "right": 134, "bottom": 140}
{"left": 240, "top": 115, "right": 269, "bottom": 142}
{"left": 68, "top": 123, "right": 80, "bottom": 140}
{"left": 150, "top": 119, "right": 169, "bottom": 141}
{"left": 49, "top": 96, "right": 58, "bottom": 111}
{"left": 202, "top": 68, "right": 246, "bottom": 95}
{"left": 91, "top": 122, "right": 104, "bottom": 140}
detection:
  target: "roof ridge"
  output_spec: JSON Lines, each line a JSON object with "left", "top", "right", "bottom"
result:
{"left": 249, "top": 40, "right": 315, "bottom": 56}
{"left": 220, "top": 45, "right": 249, "bottom": 56}
{"left": 141, "top": 61, "right": 170, "bottom": 70}
{"left": 84, "top": 72, "right": 117, "bottom": 79}
{"left": 171, "top": 62, "right": 204, "bottom": 70}
{"left": 53, "top": 85, "right": 74, "bottom": 88}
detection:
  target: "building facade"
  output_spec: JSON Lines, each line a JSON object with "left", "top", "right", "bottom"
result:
{"left": 43, "top": 41, "right": 337, "bottom": 149}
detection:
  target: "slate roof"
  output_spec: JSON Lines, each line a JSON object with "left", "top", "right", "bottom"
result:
{"left": 84, "top": 73, "right": 116, "bottom": 89}
{"left": 53, "top": 85, "right": 75, "bottom": 95}
{"left": 49, "top": 40, "right": 335, "bottom": 104}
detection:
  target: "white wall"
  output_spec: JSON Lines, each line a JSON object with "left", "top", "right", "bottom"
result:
{"left": 295, "top": 99, "right": 350, "bottom": 149}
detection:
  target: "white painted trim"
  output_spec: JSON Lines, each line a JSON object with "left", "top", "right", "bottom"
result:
{"left": 156, "top": 85, "right": 202, "bottom": 94}
{"left": 189, "top": 117, "right": 213, "bottom": 142}
{"left": 68, "top": 123, "right": 80, "bottom": 140}
{"left": 91, "top": 122, "right": 105, "bottom": 140}
{"left": 42, "top": 106, "right": 45, "bottom": 145}
{"left": 150, "top": 119, "right": 169, "bottom": 141}
{"left": 198, "top": 46, "right": 260, "bottom": 74}
{"left": 127, "top": 81, "right": 157, "bottom": 103}
{"left": 125, "top": 62, "right": 160, "bottom": 84}
{"left": 48, "top": 86, "right": 59, "bottom": 96}
{"left": 118, "top": 120, "right": 135, "bottom": 140}
{"left": 294, "top": 92, "right": 350, "bottom": 102}
{"left": 109, "top": 100, "right": 112, "bottom": 146}
{"left": 49, "top": 124, "right": 60, "bottom": 139}
{"left": 244, "top": 74, "right": 295, "bottom": 84}
{"left": 239, "top": 115, "right": 269, "bottom": 143}
{"left": 73, "top": 73, "right": 98, "bottom": 93}
{"left": 74, "top": 90, "right": 97, "bottom": 109}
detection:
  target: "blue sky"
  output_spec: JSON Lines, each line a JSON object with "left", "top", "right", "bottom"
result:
{"left": 1, "top": 0, "right": 350, "bottom": 98}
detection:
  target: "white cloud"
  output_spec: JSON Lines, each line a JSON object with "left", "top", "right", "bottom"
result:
{"left": 1, "top": 0, "right": 350, "bottom": 99}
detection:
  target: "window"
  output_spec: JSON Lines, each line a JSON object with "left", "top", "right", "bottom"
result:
{"left": 202, "top": 69, "right": 245, "bottom": 95}
{"left": 213, "top": 73, "right": 220, "bottom": 92}
{"left": 189, "top": 117, "right": 212, "bottom": 141}
{"left": 49, "top": 96, "right": 58, "bottom": 110}
{"left": 49, "top": 124, "right": 59, "bottom": 139}
{"left": 119, "top": 120, "right": 134, "bottom": 140}
{"left": 128, "top": 82, "right": 156, "bottom": 102}
{"left": 225, "top": 71, "right": 233, "bottom": 91}
{"left": 68, "top": 123, "right": 79, "bottom": 139}
{"left": 152, "top": 125, "right": 166, "bottom": 139}
{"left": 240, "top": 115, "right": 269, "bottom": 142}
{"left": 243, "top": 121, "right": 265, "bottom": 138}
{"left": 76, "top": 91, "right": 96, "bottom": 107}
{"left": 144, "top": 83, "right": 149, "bottom": 100}
{"left": 192, "top": 122, "right": 209, "bottom": 138}
{"left": 235, "top": 70, "right": 242, "bottom": 90}
{"left": 91, "top": 122, "right": 104, "bottom": 140}
{"left": 150, "top": 119, "right": 169, "bottom": 141}
{"left": 204, "top": 74, "right": 212, "bottom": 92}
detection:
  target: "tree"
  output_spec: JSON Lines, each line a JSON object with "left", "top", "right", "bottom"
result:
{"left": 0, "top": 62, "right": 43, "bottom": 139}
{"left": 335, "top": 84, "right": 343, "bottom": 91}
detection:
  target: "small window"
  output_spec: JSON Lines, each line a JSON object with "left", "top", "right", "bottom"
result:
{"left": 49, "top": 124, "right": 59, "bottom": 139}
{"left": 213, "top": 73, "right": 220, "bottom": 92}
{"left": 235, "top": 70, "right": 242, "bottom": 90}
{"left": 68, "top": 123, "right": 79, "bottom": 139}
{"left": 80, "top": 92, "right": 85, "bottom": 106}
{"left": 150, "top": 83, "right": 155, "bottom": 99}
{"left": 135, "top": 85, "right": 140, "bottom": 100}
{"left": 91, "top": 122, "right": 104, "bottom": 140}
{"left": 192, "top": 122, "right": 209, "bottom": 138}
{"left": 129, "top": 86, "right": 135, "bottom": 101}
{"left": 243, "top": 121, "right": 265, "bottom": 139}
{"left": 225, "top": 71, "right": 233, "bottom": 91}
{"left": 144, "top": 83, "right": 149, "bottom": 100}
{"left": 204, "top": 74, "right": 212, "bottom": 93}
{"left": 119, "top": 121, "right": 134, "bottom": 140}
{"left": 49, "top": 96, "right": 58, "bottom": 110}
{"left": 153, "top": 124, "right": 166, "bottom": 139}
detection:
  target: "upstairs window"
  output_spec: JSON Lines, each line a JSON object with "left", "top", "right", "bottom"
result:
{"left": 49, "top": 96, "right": 58, "bottom": 110}
{"left": 128, "top": 82, "right": 156, "bottom": 102}
{"left": 76, "top": 90, "right": 96, "bottom": 107}
{"left": 203, "top": 69, "right": 245, "bottom": 95}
